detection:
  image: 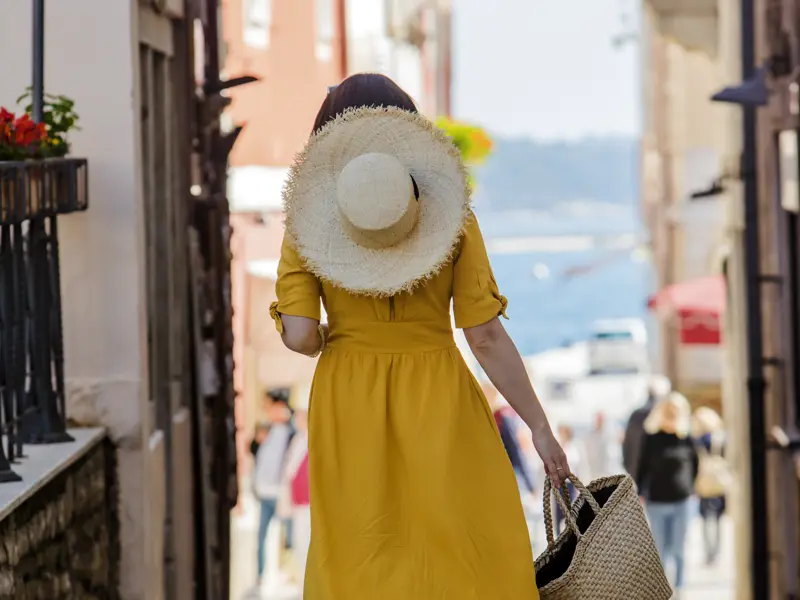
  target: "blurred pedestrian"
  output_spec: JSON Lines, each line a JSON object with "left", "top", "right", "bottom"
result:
{"left": 278, "top": 386, "right": 311, "bottom": 590}
{"left": 484, "top": 383, "right": 539, "bottom": 550}
{"left": 692, "top": 406, "right": 729, "bottom": 566}
{"left": 485, "top": 383, "right": 536, "bottom": 497}
{"left": 622, "top": 374, "right": 671, "bottom": 476}
{"left": 253, "top": 388, "right": 295, "bottom": 588}
{"left": 250, "top": 422, "right": 270, "bottom": 458}
{"left": 270, "top": 72, "right": 569, "bottom": 598}
{"left": 553, "top": 424, "right": 582, "bottom": 535}
{"left": 636, "top": 392, "right": 698, "bottom": 597}
{"left": 582, "top": 411, "right": 612, "bottom": 480}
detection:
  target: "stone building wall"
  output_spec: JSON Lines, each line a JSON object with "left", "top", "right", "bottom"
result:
{"left": 0, "top": 438, "right": 119, "bottom": 600}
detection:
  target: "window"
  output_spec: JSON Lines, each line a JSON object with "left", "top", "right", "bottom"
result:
{"left": 315, "top": 0, "right": 334, "bottom": 60}
{"left": 243, "top": 0, "right": 271, "bottom": 49}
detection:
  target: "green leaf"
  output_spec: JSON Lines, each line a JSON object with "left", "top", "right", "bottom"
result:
{"left": 15, "top": 89, "right": 31, "bottom": 104}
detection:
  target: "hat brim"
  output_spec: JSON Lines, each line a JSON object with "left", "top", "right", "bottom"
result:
{"left": 283, "top": 106, "right": 471, "bottom": 297}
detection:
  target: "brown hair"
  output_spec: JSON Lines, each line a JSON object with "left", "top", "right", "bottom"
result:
{"left": 312, "top": 73, "right": 418, "bottom": 135}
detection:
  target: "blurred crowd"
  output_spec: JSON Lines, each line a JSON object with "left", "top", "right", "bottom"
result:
{"left": 248, "top": 388, "right": 310, "bottom": 596}
{"left": 624, "top": 380, "right": 729, "bottom": 598}
{"left": 245, "top": 376, "right": 729, "bottom": 599}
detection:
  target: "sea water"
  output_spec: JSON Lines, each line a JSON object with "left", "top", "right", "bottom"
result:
{"left": 476, "top": 208, "right": 653, "bottom": 357}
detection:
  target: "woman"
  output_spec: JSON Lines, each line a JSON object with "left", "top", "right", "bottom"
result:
{"left": 278, "top": 385, "right": 312, "bottom": 591}
{"left": 623, "top": 375, "right": 672, "bottom": 477}
{"left": 252, "top": 388, "right": 295, "bottom": 587}
{"left": 636, "top": 392, "right": 698, "bottom": 597}
{"left": 692, "top": 407, "right": 728, "bottom": 566}
{"left": 270, "top": 73, "right": 568, "bottom": 599}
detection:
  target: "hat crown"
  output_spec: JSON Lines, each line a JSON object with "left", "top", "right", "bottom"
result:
{"left": 336, "top": 153, "right": 418, "bottom": 250}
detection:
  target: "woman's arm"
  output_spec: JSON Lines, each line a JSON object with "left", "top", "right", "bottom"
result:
{"left": 465, "top": 317, "right": 570, "bottom": 487}
{"left": 465, "top": 318, "right": 547, "bottom": 436}
{"left": 280, "top": 315, "right": 327, "bottom": 356}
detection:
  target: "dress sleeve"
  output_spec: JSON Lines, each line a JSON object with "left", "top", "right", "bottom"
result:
{"left": 269, "top": 235, "right": 322, "bottom": 333}
{"left": 452, "top": 211, "right": 509, "bottom": 329}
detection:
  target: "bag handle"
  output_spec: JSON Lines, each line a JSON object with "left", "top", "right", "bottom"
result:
{"left": 542, "top": 473, "right": 601, "bottom": 546}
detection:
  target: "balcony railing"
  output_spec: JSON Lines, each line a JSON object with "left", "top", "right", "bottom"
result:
{"left": 0, "top": 0, "right": 91, "bottom": 482}
{"left": 0, "top": 158, "right": 89, "bottom": 482}
{"left": 0, "top": 158, "right": 88, "bottom": 222}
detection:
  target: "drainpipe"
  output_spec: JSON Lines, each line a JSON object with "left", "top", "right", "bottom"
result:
{"left": 739, "top": 0, "right": 770, "bottom": 596}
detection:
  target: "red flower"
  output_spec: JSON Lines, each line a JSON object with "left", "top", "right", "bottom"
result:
{"left": 15, "top": 114, "right": 34, "bottom": 132}
{"left": 0, "top": 108, "right": 50, "bottom": 159}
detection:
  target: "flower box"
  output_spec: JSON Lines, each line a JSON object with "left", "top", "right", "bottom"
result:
{"left": 1, "top": 92, "right": 87, "bottom": 224}
{"left": 0, "top": 157, "right": 88, "bottom": 224}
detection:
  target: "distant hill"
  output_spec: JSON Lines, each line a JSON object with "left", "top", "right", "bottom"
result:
{"left": 472, "top": 136, "right": 639, "bottom": 212}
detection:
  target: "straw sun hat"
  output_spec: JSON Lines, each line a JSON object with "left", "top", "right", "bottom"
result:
{"left": 283, "top": 106, "right": 470, "bottom": 297}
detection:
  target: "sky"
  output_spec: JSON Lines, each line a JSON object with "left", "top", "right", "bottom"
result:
{"left": 452, "top": 0, "right": 641, "bottom": 141}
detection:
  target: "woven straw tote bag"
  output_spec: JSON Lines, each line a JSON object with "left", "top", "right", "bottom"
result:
{"left": 535, "top": 473, "right": 672, "bottom": 600}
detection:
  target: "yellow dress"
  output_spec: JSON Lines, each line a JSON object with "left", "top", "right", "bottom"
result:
{"left": 270, "top": 212, "right": 539, "bottom": 600}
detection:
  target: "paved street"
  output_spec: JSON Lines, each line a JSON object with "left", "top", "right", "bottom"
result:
{"left": 681, "top": 517, "right": 734, "bottom": 600}
{"left": 230, "top": 490, "right": 302, "bottom": 600}
{"left": 231, "top": 493, "right": 735, "bottom": 600}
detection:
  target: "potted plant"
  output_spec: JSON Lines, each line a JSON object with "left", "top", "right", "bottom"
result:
{"left": 436, "top": 116, "right": 494, "bottom": 189}
{"left": 0, "top": 90, "right": 86, "bottom": 223}
{"left": 15, "top": 89, "right": 80, "bottom": 158}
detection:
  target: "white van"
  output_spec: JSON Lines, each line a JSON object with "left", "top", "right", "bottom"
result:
{"left": 587, "top": 318, "right": 649, "bottom": 376}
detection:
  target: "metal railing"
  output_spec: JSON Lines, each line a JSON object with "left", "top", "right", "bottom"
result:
{"left": 0, "top": 0, "right": 90, "bottom": 483}
{"left": 0, "top": 158, "right": 89, "bottom": 482}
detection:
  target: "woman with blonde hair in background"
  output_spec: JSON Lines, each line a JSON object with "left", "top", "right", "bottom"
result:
{"left": 692, "top": 406, "right": 729, "bottom": 566}
{"left": 635, "top": 392, "right": 698, "bottom": 598}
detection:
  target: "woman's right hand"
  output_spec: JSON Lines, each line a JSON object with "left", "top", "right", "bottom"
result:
{"left": 531, "top": 426, "right": 570, "bottom": 489}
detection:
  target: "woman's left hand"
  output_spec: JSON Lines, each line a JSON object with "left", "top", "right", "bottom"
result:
{"left": 531, "top": 426, "right": 570, "bottom": 488}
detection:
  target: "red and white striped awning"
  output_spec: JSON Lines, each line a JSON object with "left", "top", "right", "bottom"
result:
{"left": 647, "top": 275, "right": 726, "bottom": 345}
